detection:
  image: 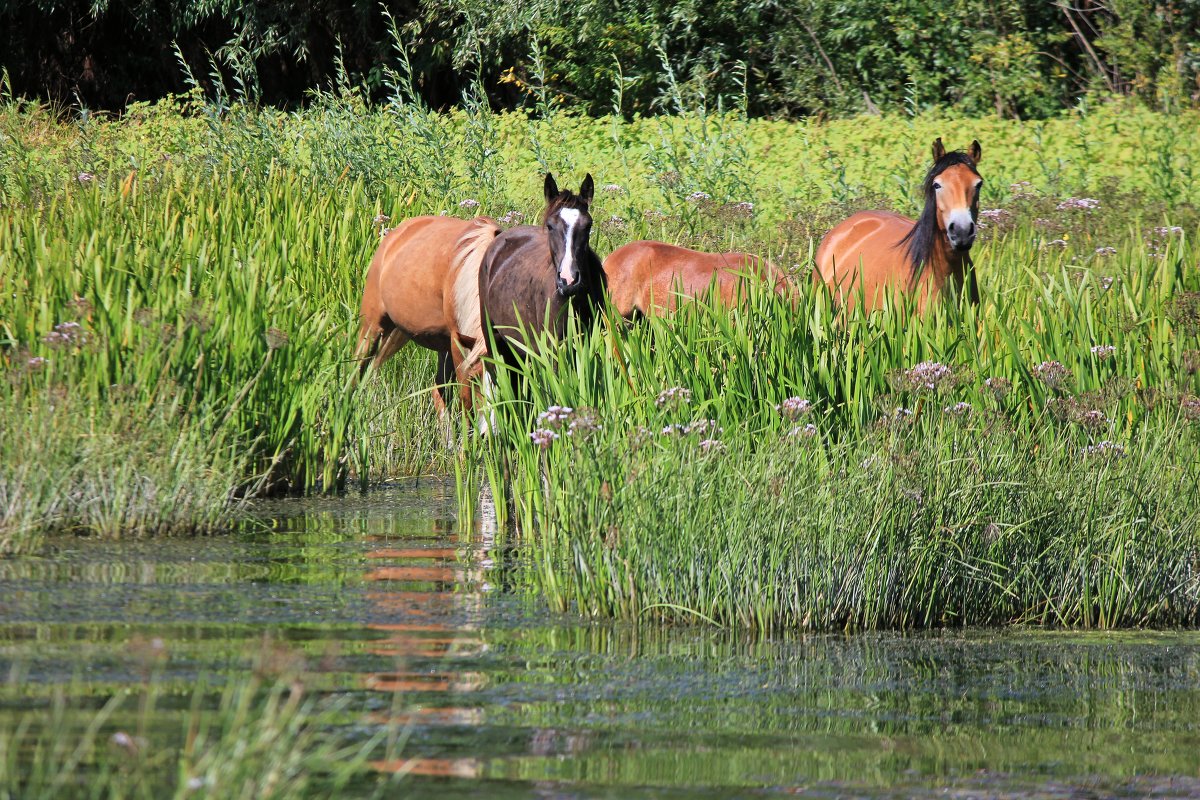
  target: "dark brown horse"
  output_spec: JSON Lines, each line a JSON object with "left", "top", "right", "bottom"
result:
{"left": 815, "top": 138, "right": 983, "bottom": 313}
{"left": 603, "top": 241, "right": 796, "bottom": 318}
{"left": 455, "top": 174, "right": 606, "bottom": 384}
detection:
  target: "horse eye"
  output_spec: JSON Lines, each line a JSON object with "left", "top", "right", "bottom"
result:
{"left": 933, "top": 181, "right": 943, "bottom": 190}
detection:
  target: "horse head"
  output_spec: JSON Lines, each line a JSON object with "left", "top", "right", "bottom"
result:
{"left": 542, "top": 173, "right": 596, "bottom": 297}
{"left": 927, "top": 138, "right": 983, "bottom": 253}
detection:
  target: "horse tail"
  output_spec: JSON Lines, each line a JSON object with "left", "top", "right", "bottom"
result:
{"left": 449, "top": 216, "right": 501, "bottom": 373}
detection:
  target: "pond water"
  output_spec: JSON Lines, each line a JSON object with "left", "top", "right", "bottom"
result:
{"left": 2, "top": 480, "right": 1199, "bottom": 798}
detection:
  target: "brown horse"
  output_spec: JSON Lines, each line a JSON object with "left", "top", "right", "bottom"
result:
{"left": 455, "top": 173, "right": 606, "bottom": 382}
{"left": 815, "top": 138, "right": 983, "bottom": 312}
{"left": 603, "top": 241, "right": 795, "bottom": 318}
{"left": 356, "top": 214, "right": 499, "bottom": 411}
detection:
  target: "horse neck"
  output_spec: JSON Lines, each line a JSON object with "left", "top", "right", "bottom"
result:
{"left": 923, "top": 232, "right": 968, "bottom": 290}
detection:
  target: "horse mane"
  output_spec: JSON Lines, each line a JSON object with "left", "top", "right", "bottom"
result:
{"left": 450, "top": 216, "right": 501, "bottom": 372}
{"left": 897, "top": 151, "right": 978, "bottom": 274}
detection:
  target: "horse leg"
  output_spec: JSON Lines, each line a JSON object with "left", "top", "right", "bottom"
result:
{"left": 451, "top": 333, "right": 485, "bottom": 414}
{"left": 354, "top": 316, "right": 383, "bottom": 377}
{"left": 433, "top": 350, "right": 454, "bottom": 445}
{"left": 371, "top": 326, "right": 410, "bottom": 372}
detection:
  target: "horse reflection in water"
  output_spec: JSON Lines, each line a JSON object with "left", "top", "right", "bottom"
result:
{"left": 359, "top": 485, "right": 592, "bottom": 782}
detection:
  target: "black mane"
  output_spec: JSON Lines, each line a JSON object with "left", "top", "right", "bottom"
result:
{"left": 897, "top": 151, "right": 979, "bottom": 274}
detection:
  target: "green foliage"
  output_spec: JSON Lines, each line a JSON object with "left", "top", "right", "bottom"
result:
{"left": 4, "top": 0, "right": 1200, "bottom": 118}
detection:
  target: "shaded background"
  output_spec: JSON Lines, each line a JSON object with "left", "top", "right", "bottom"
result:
{"left": 2, "top": 1, "right": 1199, "bottom": 118}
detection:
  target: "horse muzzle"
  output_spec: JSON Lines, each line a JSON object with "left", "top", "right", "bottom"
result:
{"left": 556, "top": 276, "right": 585, "bottom": 297}
{"left": 947, "top": 218, "right": 976, "bottom": 252}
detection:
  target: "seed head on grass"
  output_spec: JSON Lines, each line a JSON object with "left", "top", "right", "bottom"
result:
{"left": 265, "top": 327, "right": 289, "bottom": 350}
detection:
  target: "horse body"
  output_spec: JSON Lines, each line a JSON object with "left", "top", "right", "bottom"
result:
{"left": 815, "top": 139, "right": 983, "bottom": 312}
{"left": 604, "top": 241, "right": 791, "bottom": 317}
{"left": 356, "top": 214, "right": 499, "bottom": 410}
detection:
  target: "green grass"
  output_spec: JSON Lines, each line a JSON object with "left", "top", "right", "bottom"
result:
{"left": 2, "top": 90, "right": 1198, "bottom": 628}
{"left": 465, "top": 229, "right": 1200, "bottom": 631}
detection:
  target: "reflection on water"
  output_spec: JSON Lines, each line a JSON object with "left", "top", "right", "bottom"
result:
{"left": 2, "top": 480, "right": 1200, "bottom": 798}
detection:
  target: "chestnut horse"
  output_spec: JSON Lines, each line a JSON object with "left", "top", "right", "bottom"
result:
{"left": 815, "top": 138, "right": 983, "bottom": 312}
{"left": 455, "top": 174, "right": 606, "bottom": 382}
{"left": 356, "top": 214, "right": 500, "bottom": 411}
{"left": 604, "top": 241, "right": 794, "bottom": 318}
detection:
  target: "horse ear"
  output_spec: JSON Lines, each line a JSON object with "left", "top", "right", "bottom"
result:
{"left": 931, "top": 137, "right": 946, "bottom": 162}
{"left": 968, "top": 140, "right": 982, "bottom": 165}
{"left": 579, "top": 173, "right": 594, "bottom": 204}
{"left": 544, "top": 173, "right": 559, "bottom": 203}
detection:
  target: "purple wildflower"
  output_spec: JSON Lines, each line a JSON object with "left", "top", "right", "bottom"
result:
{"left": 1033, "top": 360, "right": 1071, "bottom": 389}
{"left": 776, "top": 396, "right": 814, "bottom": 419}
{"left": 944, "top": 401, "right": 971, "bottom": 417}
{"left": 459, "top": 198, "right": 480, "bottom": 209}
{"left": 537, "top": 405, "right": 574, "bottom": 428}
{"left": 1056, "top": 197, "right": 1100, "bottom": 211}
{"left": 1091, "top": 345, "right": 1116, "bottom": 360}
{"left": 529, "top": 428, "right": 559, "bottom": 448}
{"left": 983, "top": 377, "right": 1012, "bottom": 401}
{"left": 1080, "top": 440, "right": 1126, "bottom": 459}
{"left": 656, "top": 386, "right": 692, "bottom": 407}
{"left": 788, "top": 423, "right": 818, "bottom": 438}
{"left": 903, "top": 361, "right": 954, "bottom": 392}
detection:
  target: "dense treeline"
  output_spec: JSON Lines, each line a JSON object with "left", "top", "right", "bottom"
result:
{"left": 2, "top": 1, "right": 1200, "bottom": 118}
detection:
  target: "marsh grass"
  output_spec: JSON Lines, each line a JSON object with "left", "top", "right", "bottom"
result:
{"left": 465, "top": 223, "right": 1200, "bottom": 631}
{"left": 2, "top": 83, "right": 1199, "bottom": 557}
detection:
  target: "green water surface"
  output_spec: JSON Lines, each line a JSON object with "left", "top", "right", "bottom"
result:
{"left": 2, "top": 481, "right": 1198, "bottom": 798}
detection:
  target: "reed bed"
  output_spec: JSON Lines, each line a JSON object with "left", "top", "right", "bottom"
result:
{"left": 2, "top": 86, "right": 1198, "bottom": 633}
{"left": 468, "top": 229, "right": 1200, "bottom": 630}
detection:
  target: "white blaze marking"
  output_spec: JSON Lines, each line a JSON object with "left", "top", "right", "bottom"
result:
{"left": 947, "top": 209, "right": 974, "bottom": 234}
{"left": 557, "top": 208, "right": 581, "bottom": 283}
